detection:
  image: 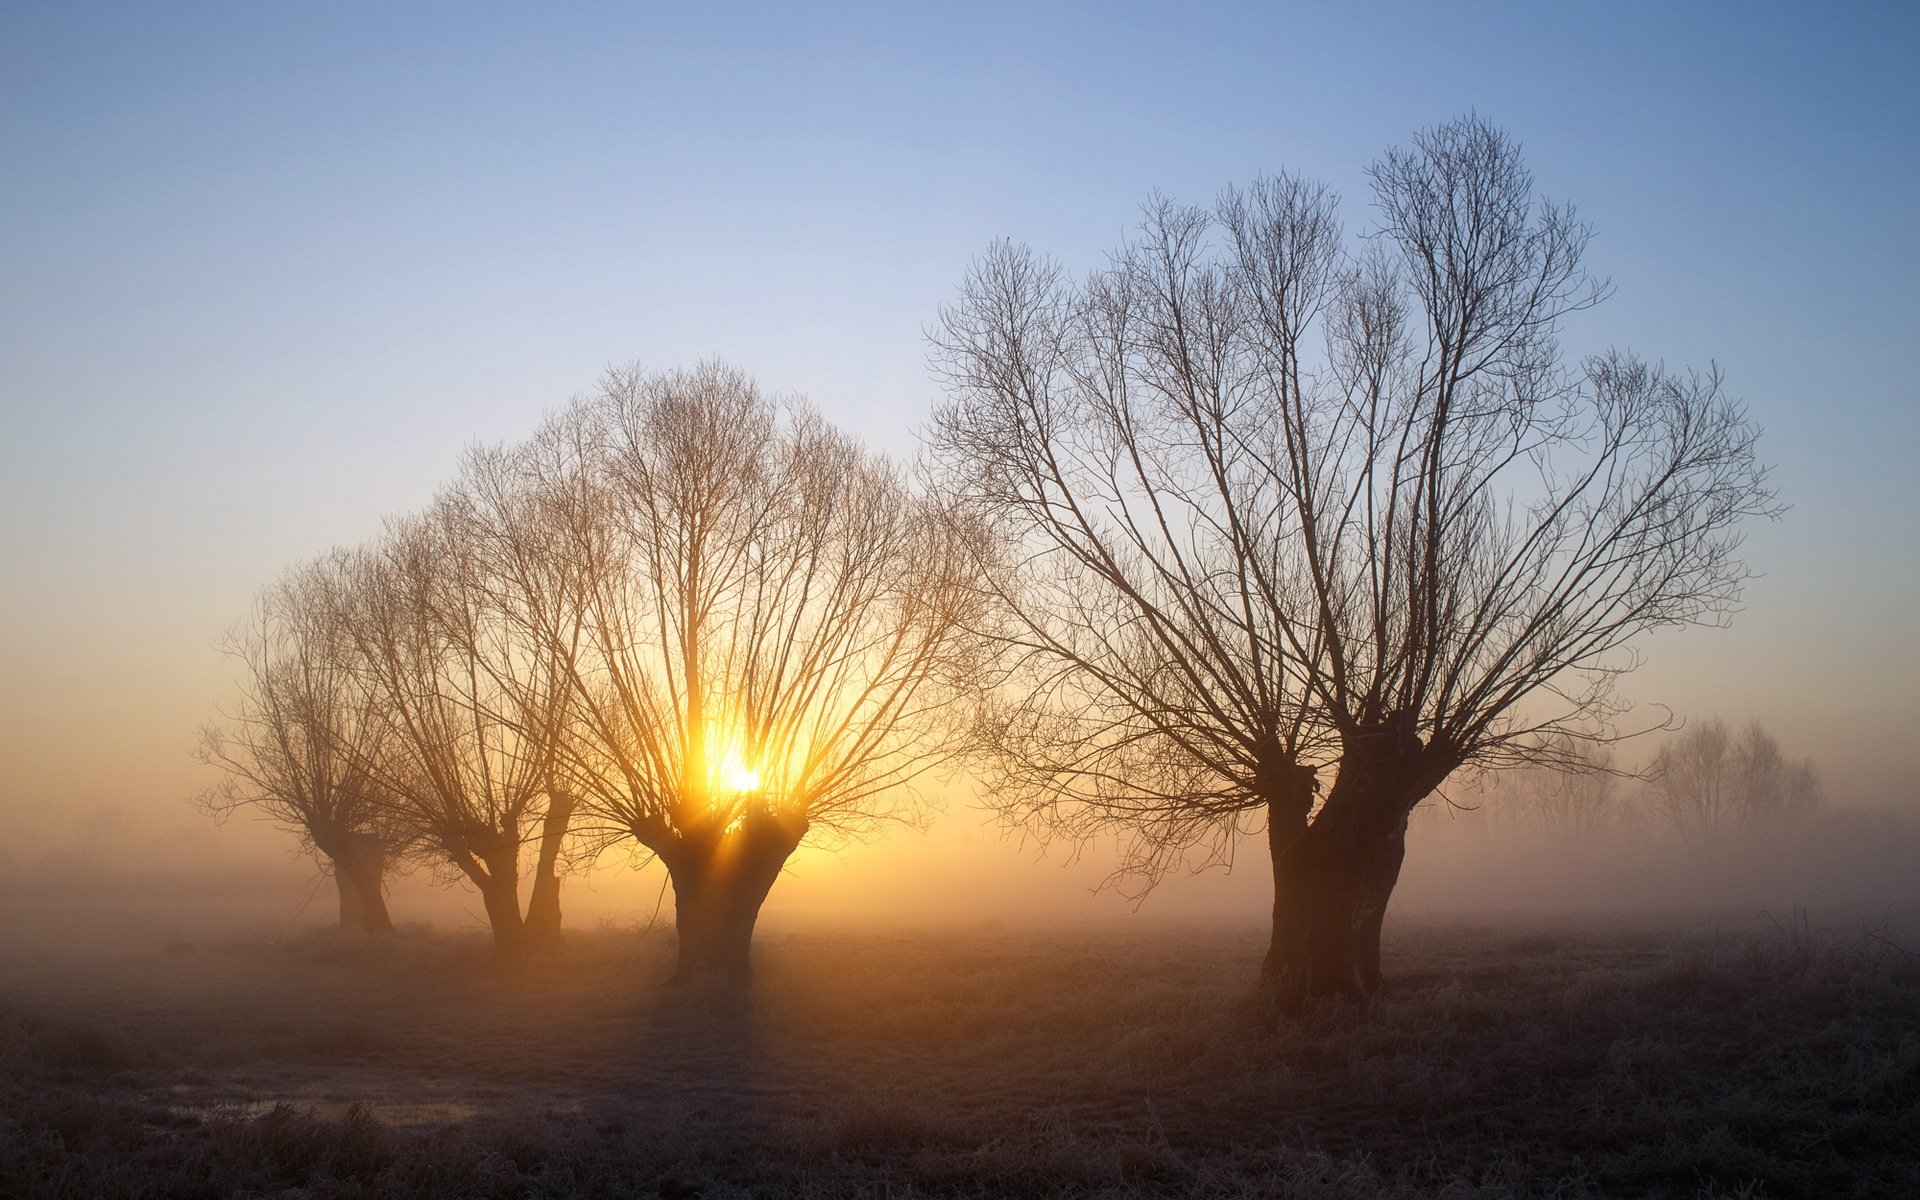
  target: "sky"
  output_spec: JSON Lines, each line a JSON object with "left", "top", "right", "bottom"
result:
{"left": 2, "top": 2, "right": 1916, "bottom": 924}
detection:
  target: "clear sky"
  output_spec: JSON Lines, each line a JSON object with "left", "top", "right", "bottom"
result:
{"left": 2, "top": 2, "right": 1916, "bottom": 908}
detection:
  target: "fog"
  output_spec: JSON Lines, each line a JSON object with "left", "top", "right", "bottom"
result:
{"left": 7, "top": 795, "right": 1917, "bottom": 1198}
{"left": 6, "top": 6, "right": 1919, "bottom": 1195}
{"left": 6, "top": 773, "right": 1915, "bottom": 967}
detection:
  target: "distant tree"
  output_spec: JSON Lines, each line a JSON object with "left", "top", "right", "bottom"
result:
{"left": 449, "top": 431, "right": 607, "bottom": 948}
{"left": 1459, "top": 733, "right": 1621, "bottom": 842}
{"left": 327, "top": 498, "right": 580, "bottom": 959}
{"left": 530, "top": 364, "right": 986, "bottom": 989}
{"left": 199, "top": 565, "right": 403, "bottom": 935}
{"left": 933, "top": 115, "right": 1778, "bottom": 1009}
{"left": 1649, "top": 718, "right": 1823, "bottom": 845}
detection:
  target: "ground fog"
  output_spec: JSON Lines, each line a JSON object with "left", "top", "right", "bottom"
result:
{"left": 4, "top": 913, "right": 1917, "bottom": 1198}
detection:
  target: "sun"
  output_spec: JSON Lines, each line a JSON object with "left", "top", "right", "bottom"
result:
{"left": 719, "top": 750, "right": 762, "bottom": 794}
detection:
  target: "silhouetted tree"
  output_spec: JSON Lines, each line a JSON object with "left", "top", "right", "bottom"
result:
{"left": 928, "top": 206, "right": 1330, "bottom": 902}
{"left": 933, "top": 115, "right": 1777, "bottom": 1009}
{"left": 328, "top": 498, "right": 579, "bottom": 958}
{"left": 434, "top": 443, "right": 604, "bottom": 949}
{"left": 199, "top": 564, "right": 404, "bottom": 935}
{"left": 1649, "top": 718, "right": 1822, "bottom": 845}
{"left": 533, "top": 364, "right": 985, "bottom": 989}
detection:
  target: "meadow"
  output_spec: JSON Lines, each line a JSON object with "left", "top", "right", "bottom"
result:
{"left": 3, "top": 913, "right": 1916, "bottom": 1198}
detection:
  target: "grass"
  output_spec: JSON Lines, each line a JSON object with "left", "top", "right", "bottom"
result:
{"left": 2, "top": 914, "right": 1916, "bottom": 1198}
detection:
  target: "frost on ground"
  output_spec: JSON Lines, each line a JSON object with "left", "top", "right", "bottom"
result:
{"left": 2, "top": 914, "right": 1916, "bottom": 1198}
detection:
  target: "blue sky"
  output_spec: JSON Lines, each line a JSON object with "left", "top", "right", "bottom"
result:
{"left": 2, "top": 1, "right": 1916, "bottom": 865}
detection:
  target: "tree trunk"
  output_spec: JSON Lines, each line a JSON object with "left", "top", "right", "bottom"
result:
{"left": 325, "top": 834, "right": 394, "bottom": 936}
{"left": 1261, "top": 723, "right": 1446, "bottom": 1012}
{"left": 333, "top": 853, "right": 366, "bottom": 931}
{"left": 341, "top": 834, "right": 396, "bottom": 936}
{"left": 1263, "top": 819, "right": 1399, "bottom": 1008}
{"left": 1258, "top": 762, "right": 1318, "bottom": 982}
{"left": 523, "top": 793, "right": 576, "bottom": 952}
{"left": 1354, "top": 816, "right": 1406, "bottom": 994}
{"left": 475, "top": 839, "right": 527, "bottom": 958}
{"left": 662, "top": 812, "right": 807, "bottom": 992}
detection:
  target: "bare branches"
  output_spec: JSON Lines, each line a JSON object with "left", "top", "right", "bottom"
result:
{"left": 931, "top": 198, "right": 1337, "bottom": 883}
{"left": 197, "top": 560, "right": 408, "bottom": 931}
{"left": 1650, "top": 718, "right": 1824, "bottom": 846}
{"left": 198, "top": 563, "right": 396, "bottom": 861}
{"left": 327, "top": 513, "right": 556, "bottom": 875}
{"left": 204, "top": 362, "right": 976, "bottom": 958}
{"left": 538, "top": 364, "right": 987, "bottom": 857}
{"left": 930, "top": 113, "right": 1778, "bottom": 894}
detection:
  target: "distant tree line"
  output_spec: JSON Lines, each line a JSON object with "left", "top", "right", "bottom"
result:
{"left": 1442, "top": 720, "right": 1824, "bottom": 845}
{"left": 200, "top": 116, "right": 1779, "bottom": 1010}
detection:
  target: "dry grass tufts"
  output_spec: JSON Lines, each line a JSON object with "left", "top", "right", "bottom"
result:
{"left": 2, "top": 914, "right": 1916, "bottom": 1197}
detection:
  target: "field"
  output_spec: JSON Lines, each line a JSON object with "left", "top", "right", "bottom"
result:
{"left": 3, "top": 913, "right": 1917, "bottom": 1198}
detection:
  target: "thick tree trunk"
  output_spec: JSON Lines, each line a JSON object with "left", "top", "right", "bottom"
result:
{"left": 1263, "top": 826, "right": 1374, "bottom": 1006}
{"left": 324, "top": 834, "right": 394, "bottom": 936}
{"left": 1258, "top": 762, "right": 1319, "bottom": 982}
{"left": 1354, "top": 817, "right": 1406, "bottom": 994}
{"left": 475, "top": 839, "right": 527, "bottom": 958}
{"left": 341, "top": 834, "right": 396, "bottom": 936}
{"left": 1262, "top": 810, "right": 1410, "bottom": 1008}
{"left": 1261, "top": 722, "right": 1447, "bottom": 1012}
{"left": 523, "top": 793, "right": 576, "bottom": 952}
{"left": 662, "top": 813, "right": 806, "bottom": 992}
{"left": 333, "top": 854, "right": 366, "bottom": 931}
{"left": 478, "top": 881, "right": 525, "bottom": 956}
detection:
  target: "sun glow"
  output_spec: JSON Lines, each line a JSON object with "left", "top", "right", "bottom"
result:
{"left": 720, "top": 750, "right": 762, "bottom": 794}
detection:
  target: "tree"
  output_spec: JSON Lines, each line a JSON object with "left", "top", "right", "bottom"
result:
{"left": 1452, "top": 733, "right": 1621, "bottom": 843}
{"left": 932, "top": 115, "right": 1777, "bottom": 1009}
{"left": 928, "top": 202, "right": 1330, "bottom": 904}
{"left": 199, "top": 564, "right": 403, "bottom": 935}
{"left": 532, "top": 363, "right": 985, "bottom": 989}
{"left": 1649, "top": 718, "right": 1823, "bottom": 845}
{"left": 327, "top": 496, "right": 580, "bottom": 959}
{"left": 437, "top": 437, "right": 607, "bottom": 948}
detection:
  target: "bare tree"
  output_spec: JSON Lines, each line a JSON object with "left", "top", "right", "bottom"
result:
{"left": 328, "top": 496, "right": 579, "bottom": 958}
{"left": 928, "top": 205, "right": 1330, "bottom": 907}
{"left": 1649, "top": 717, "right": 1823, "bottom": 845}
{"left": 1453, "top": 733, "right": 1622, "bottom": 843}
{"left": 1263, "top": 118, "right": 1777, "bottom": 1002}
{"left": 440, "top": 435, "right": 605, "bottom": 948}
{"left": 534, "top": 363, "right": 985, "bottom": 989}
{"left": 198, "top": 564, "right": 403, "bottom": 935}
{"left": 933, "top": 115, "right": 1778, "bottom": 1008}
